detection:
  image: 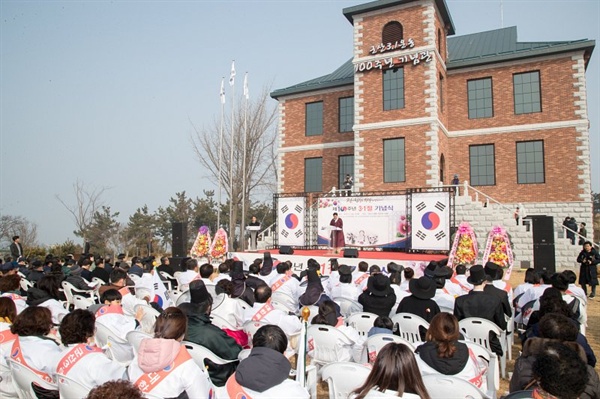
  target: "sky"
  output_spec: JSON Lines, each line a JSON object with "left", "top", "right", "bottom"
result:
{"left": 1, "top": 0, "right": 598, "bottom": 246}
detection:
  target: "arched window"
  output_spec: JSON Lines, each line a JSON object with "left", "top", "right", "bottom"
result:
{"left": 440, "top": 154, "right": 445, "bottom": 183}
{"left": 382, "top": 21, "right": 403, "bottom": 44}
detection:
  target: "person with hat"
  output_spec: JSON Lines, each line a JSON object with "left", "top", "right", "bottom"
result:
{"left": 26, "top": 260, "right": 45, "bottom": 284}
{"left": 329, "top": 265, "right": 362, "bottom": 301}
{"left": 397, "top": 276, "right": 441, "bottom": 340}
{"left": 483, "top": 262, "right": 513, "bottom": 318}
{"left": 178, "top": 280, "right": 241, "bottom": 387}
{"left": 64, "top": 262, "right": 95, "bottom": 295}
{"left": 257, "top": 252, "right": 279, "bottom": 286}
{"left": 230, "top": 260, "right": 256, "bottom": 306}
{"left": 358, "top": 273, "right": 397, "bottom": 317}
{"left": 431, "top": 266, "right": 456, "bottom": 310}
{"left": 454, "top": 264, "right": 507, "bottom": 356}
{"left": 0, "top": 261, "right": 19, "bottom": 278}
{"left": 299, "top": 269, "right": 339, "bottom": 316}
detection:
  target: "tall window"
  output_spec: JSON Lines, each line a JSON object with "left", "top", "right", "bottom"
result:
{"left": 514, "top": 71, "right": 541, "bottom": 114}
{"left": 383, "top": 68, "right": 405, "bottom": 111}
{"left": 304, "top": 158, "right": 323, "bottom": 192}
{"left": 382, "top": 21, "right": 403, "bottom": 44}
{"left": 338, "top": 155, "right": 354, "bottom": 188}
{"left": 469, "top": 144, "right": 495, "bottom": 186}
{"left": 467, "top": 77, "right": 493, "bottom": 119}
{"left": 339, "top": 97, "right": 354, "bottom": 133}
{"left": 439, "top": 74, "right": 444, "bottom": 113}
{"left": 305, "top": 101, "right": 323, "bottom": 136}
{"left": 383, "top": 138, "right": 405, "bottom": 183}
{"left": 516, "top": 141, "right": 545, "bottom": 184}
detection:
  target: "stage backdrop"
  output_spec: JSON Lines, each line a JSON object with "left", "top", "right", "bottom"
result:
{"left": 317, "top": 195, "right": 408, "bottom": 249}
{"left": 277, "top": 197, "right": 306, "bottom": 246}
{"left": 410, "top": 192, "right": 451, "bottom": 251}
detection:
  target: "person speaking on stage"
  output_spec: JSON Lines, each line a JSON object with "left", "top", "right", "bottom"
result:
{"left": 248, "top": 216, "right": 261, "bottom": 251}
{"left": 329, "top": 212, "right": 345, "bottom": 254}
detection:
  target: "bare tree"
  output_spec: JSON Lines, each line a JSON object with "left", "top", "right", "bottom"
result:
{"left": 0, "top": 215, "right": 39, "bottom": 250}
{"left": 56, "top": 179, "right": 109, "bottom": 245}
{"left": 191, "top": 86, "right": 278, "bottom": 249}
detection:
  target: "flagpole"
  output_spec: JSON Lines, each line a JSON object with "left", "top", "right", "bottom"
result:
{"left": 240, "top": 72, "right": 249, "bottom": 252}
{"left": 229, "top": 60, "right": 236, "bottom": 247}
{"left": 217, "top": 78, "right": 225, "bottom": 230}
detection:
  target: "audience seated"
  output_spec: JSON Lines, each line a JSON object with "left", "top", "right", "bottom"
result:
{"left": 178, "top": 258, "right": 200, "bottom": 288}
{"left": 243, "top": 285, "right": 301, "bottom": 339}
{"left": 95, "top": 289, "right": 142, "bottom": 340}
{"left": 86, "top": 380, "right": 144, "bottom": 399}
{"left": 128, "top": 307, "right": 214, "bottom": 398}
{"left": 299, "top": 269, "right": 339, "bottom": 316}
{"left": 257, "top": 252, "right": 278, "bottom": 287}
{"left": 483, "top": 262, "right": 513, "bottom": 318}
{"left": 358, "top": 274, "right": 397, "bottom": 317}
{"left": 352, "top": 342, "right": 431, "bottom": 399}
{"left": 223, "top": 325, "right": 309, "bottom": 398}
{"left": 26, "top": 275, "right": 68, "bottom": 324}
{"left": 0, "top": 274, "right": 27, "bottom": 314}
{"left": 56, "top": 309, "right": 125, "bottom": 387}
{"left": 399, "top": 267, "right": 414, "bottom": 292}
{"left": 0, "top": 297, "right": 18, "bottom": 398}
{"left": 396, "top": 276, "right": 440, "bottom": 327}
{"left": 330, "top": 265, "right": 362, "bottom": 301}
{"left": 230, "top": 261, "right": 255, "bottom": 306}
{"left": 353, "top": 261, "right": 370, "bottom": 291}
{"left": 415, "top": 313, "right": 487, "bottom": 391}
{"left": 212, "top": 280, "right": 247, "bottom": 346}
{"left": 271, "top": 261, "right": 300, "bottom": 306}
{"left": 178, "top": 280, "right": 241, "bottom": 386}
{"left": 452, "top": 264, "right": 473, "bottom": 293}
{"left": 367, "top": 316, "right": 394, "bottom": 337}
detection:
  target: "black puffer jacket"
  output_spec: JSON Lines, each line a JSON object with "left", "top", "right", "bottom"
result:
{"left": 415, "top": 341, "right": 469, "bottom": 375}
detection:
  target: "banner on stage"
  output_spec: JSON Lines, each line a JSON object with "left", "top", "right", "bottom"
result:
{"left": 316, "top": 195, "right": 408, "bottom": 249}
{"left": 277, "top": 197, "right": 306, "bottom": 246}
{"left": 410, "top": 192, "right": 450, "bottom": 251}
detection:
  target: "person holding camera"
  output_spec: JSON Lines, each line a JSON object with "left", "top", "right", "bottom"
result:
{"left": 577, "top": 241, "right": 600, "bottom": 298}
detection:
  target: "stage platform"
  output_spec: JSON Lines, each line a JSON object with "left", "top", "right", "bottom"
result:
{"left": 230, "top": 249, "right": 448, "bottom": 276}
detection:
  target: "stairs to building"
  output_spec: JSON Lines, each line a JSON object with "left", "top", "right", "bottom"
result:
{"left": 454, "top": 191, "right": 581, "bottom": 270}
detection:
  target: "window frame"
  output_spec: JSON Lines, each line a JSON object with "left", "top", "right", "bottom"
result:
{"left": 338, "top": 154, "right": 354, "bottom": 188}
{"left": 383, "top": 67, "right": 405, "bottom": 111}
{"left": 304, "top": 157, "right": 323, "bottom": 192}
{"left": 383, "top": 138, "right": 406, "bottom": 183}
{"left": 338, "top": 97, "right": 354, "bottom": 133}
{"left": 468, "top": 144, "right": 496, "bottom": 186}
{"left": 467, "top": 77, "right": 494, "bottom": 119}
{"left": 513, "top": 70, "right": 542, "bottom": 115}
{"left": 516, "top": 140, "right": 545, "bottom": 184}
{"left": 305, "top": 101, "right": 323, "bottom": 136}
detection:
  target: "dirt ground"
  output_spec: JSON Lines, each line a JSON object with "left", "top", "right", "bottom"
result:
{"left": 312, "top": 268, "right": 598, "bottom": 398}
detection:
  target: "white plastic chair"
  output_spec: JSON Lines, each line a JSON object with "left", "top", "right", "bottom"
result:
{"left": 321, "top": 362, "right": 371, "bottom": 399}
{"left": 20, "top": 278, "right": 34, "bottom": 293}
{"left": 271, "top": 291, "right": 298, "bottom": 313}
{"left": 167, "top": 289, "right": 184, "bottom": 304}
{"left": 461, "top": 340, "right": 499, "bottom": 395}
{"left": 210, "top": 313, "right": 239, "bottom": 331}
{"left": 73, "top": 294, "right": 94, "bottom": 310}
{"left": 242, "top": 320, "right": 267, "bottom": 347}
{"left": 7, "top": 358, "right": 58, "bottom": 399}
{"left": 182, "top": 341, "right": 237, "bottom": 379}
{"left": 422, "top": 374, "right": 491, "bottom": 399}
{"left": 232, "top": 297, "right": 251, "bottom": 312}
{"left": 205, "top": 283, "right": 218, "bottom": 300}
{"left": 306, "top": 324, "right": 354, "bottom": 370}
{"left": 345, "top": 312, "right": 379, "bottom": 336}
{"left": 175, "top": 290, "right": 191, "bottom": 306}
{"left": 126, "top": 330, "right": 153, "bottom": 355}
{"left": 334, "top": 297, "right": 363, "bottom": 318}
{"left": 439, "top": 305, "right": 454, "bottom": 314}
{"left": 158, "top": 271, "right": 175, "bottom": 291}
{"left": 391, "top": 313, "right": 430, "bottom": 345}
{"left": 61, "top": 281, "right": 97, "bottom": 308}
{"left": 91, "top": 277, "right": 105, "bottom": 286}
{"left": 134, "top": 303, "right": 160, "bottom": 334}
{"left": 128, "top": 273, "right": 141, "bottom": 283}
{"left": 459, "top": 317, "right": 507, "bottom": 379}
{"left": 94, "top": 322, "right": 134, "bottom": 366}
{"left": 56, "top": 373, "right": 91, "bottom": 398}
{"left": 365, "top": 334, "right": 414, "bottom": 364}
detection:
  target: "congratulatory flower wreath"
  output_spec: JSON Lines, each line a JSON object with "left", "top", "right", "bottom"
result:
{"left": 190, "top": 226, "right": 211, "bottom": 258}
{"left": 448, "top": 222, "right": 478, "bottom": 268}
{"left": 482, "top": 225, "right": 514, "bottom": 281}
{"left": 210, "top": 228, "right": 229, "bottom": 260}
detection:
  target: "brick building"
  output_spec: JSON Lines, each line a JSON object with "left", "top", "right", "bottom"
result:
{"left": 271, "top": 0, "right": 595, "bottom": 236}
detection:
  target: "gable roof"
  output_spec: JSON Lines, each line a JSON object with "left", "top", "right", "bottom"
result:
{"left": 271, "top": 26, "right": 595, "bottom": 99}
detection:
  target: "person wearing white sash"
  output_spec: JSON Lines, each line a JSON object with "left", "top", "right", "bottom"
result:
{"left": 129, "top": 307, "right": 214, "bottom": 398}
{"left": 243, "top": 285, "right": 301, "bottom": 338}
{"left": 0, "top": 274, "right": 27, "bottom": 314}
{"left": 178, "top": 258, "right": 200, "bottom": 289}
{"left": 329, "top": 265, "right": 362, "bottom": 301}
{"left": 0, "top": 297, "right": 18, "bottom": 398}
{"left": 25, "top": 275, "right": 69, "bottom": 325}
{"left": 55, "top": 309, "right": 125, "bottom": 387}
{"left": 95, "top": 289, "right": 143, "bottom": 340}
{"left": 271, "top": 261, "right": 300, "bottom": 306}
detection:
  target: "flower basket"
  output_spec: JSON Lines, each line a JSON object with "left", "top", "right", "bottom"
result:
{"left": 448, "top": 222, "right": 478, "bottom": 268}
{"left": 210, "top": 228, "right": 229, "bottom": 260}
{"left": 482, "top": 225, "right": 514, "bottom": 281}
{"left": 190, "top": 226, "right": 211, "bottom": 258}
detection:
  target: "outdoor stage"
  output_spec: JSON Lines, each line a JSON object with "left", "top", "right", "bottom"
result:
{"left": 229, "top": 249, "right": 448, "bottom": 277}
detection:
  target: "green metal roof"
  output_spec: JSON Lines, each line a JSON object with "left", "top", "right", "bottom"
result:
{"left": 271, "top": 26, "right": 595, "bottom": 99}
{"left": 342, "top": 0, "right": 455, "bottom": 35}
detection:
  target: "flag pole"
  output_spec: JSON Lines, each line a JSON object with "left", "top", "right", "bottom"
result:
{"left": 240, "top": 72, "right": 249, "bottom": 252}
{"left": 217, "top": 78, "right": 226, "bottom": 230}
{"left": 229, "top": 60, "right": 236, "bottom": 246}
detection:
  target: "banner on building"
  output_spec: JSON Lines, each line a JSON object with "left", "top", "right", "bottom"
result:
{"left": 316, "top": 195, "right": 409, "bottom": 249}
{"left": 277, "top": 197, "right": 306, "bottom": 246}
{"left": 410, "top": 192, "right": 450, "bottom": 251}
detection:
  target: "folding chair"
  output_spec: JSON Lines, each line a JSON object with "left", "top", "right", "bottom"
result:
{"left": 422, "top": 374, "right": 491, "bottom": 399}
{"left": 365, "top": 334, "right": 414, "bottom": 364}
{"left": 8, "top": 358, "right": 57, "bottom": 399}
{"left": 158, "top": 271, "right": 175, "bottom": 291}
{"left": 459, "top": 317, "right": 507, "bottom": 379}
{"left": 345, "top": 312, "right": 379, "bottom": 336}
{"left": 321, "top": 362, "right": 371, "bottom": 399}
{"left": 61, "top": 281, "right": 97, "bottom": 308}
{"left": 461, "top": 340, "right": 499, "bottom": 397}
{"left": 56, "top": 373, "right": 92, "bottom": 399}
{"left": 391, "top": 313, "right": 430, "bottom": 345}
{"left": 333, "top": 297, "right": 363, "bottom": 318}
{"left": 134, "top": 303, "right": 160, "bottom": 334}
{"left": 306, "top": 324, "right": 354, "bottom": 372}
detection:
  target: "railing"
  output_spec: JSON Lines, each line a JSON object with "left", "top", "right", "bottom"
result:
{"left": 451, "top": 180, "right": 599, "bottom": 248}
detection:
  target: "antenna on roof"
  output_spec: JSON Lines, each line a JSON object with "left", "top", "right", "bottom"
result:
{"left": 500, "top": 0, "right": 504, "bottom": 28}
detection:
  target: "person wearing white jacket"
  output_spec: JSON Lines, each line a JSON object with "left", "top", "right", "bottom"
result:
{"left": 0, "top": 297, "right": 18, "bottom": 398}
{"left": 243, "top": 285, "right": 301, "bottom": 338}
{"left": 128, "top": 307, "right": 214, "bottom": 398}
{"left": 55, "top": 309, "right": 125, "bottom": 388}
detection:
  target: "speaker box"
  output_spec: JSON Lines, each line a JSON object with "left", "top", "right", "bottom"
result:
{"left": 279, "top": 246, "right": 294, "bottom": 255}
{"left": 528, "top": 215, "right": 556, "bottom": 273}
{"left": 172, "top": 222, "right": 188, "bottom": 258}
{"left": 344, "top": 248, "right": 359, "bottom": 258}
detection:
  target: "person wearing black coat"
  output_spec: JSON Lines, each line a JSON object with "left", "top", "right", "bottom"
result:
{"left": 358, "top": 274, "right": 396, "bottom": 317}
{"left": 577, "top": 241, "right": 600, "bottom": 298}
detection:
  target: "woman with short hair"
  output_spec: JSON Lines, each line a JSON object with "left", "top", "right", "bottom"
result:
{"left": 128, "top": 307, "right": 214, "bottom": 398}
